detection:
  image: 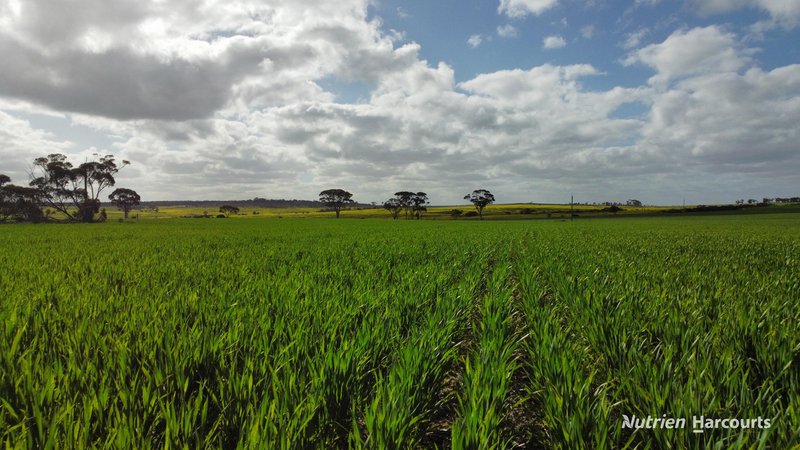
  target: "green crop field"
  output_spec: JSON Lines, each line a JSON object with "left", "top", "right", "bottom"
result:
{"left": 1, "top": 214, "right": 799, "bottom": 449}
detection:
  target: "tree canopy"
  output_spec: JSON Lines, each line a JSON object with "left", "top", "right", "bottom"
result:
{"left": 1, "top": 175, "right": 44, "bottom": 223}
{"left": 464, "top": 189, "right": 495, "bottom": 220}
{"left": 383, "top": 198, "right": 403, "bottom": 219}
{"left": 30, "top": 153, "right": 130, "bottom": 222}
{"left": 319, "top": 189, "right": 354, "bottom": 218}
{"left": 219, "top": 205, "right": 240, "bottom": 217}
{"left": 109, "top": 188, "right": 141, "bottom": 219}
{"left": 393, "top": 191, "right": 414, "bottom": 219}
{"left": 387, "top": 191, "right": 429, "bottom": 219}
{"left": 410, "top": 192, "right": 429, "bottom": 219}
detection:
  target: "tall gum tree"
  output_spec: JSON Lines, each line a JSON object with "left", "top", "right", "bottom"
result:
{"left": 319, "top": 189, "right": 354, "bottom": 218}
{"left": 464, "top": 189, "right": 495, "bottom": 220}
{"left": 30, "top": 153, "right": 129, "bottom": 222}
{"left": 109, "top": 188, "right": 141, "bottom": 219}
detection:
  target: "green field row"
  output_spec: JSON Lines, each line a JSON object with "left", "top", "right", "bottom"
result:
{"left": 1, "top": 215, "right": 798, "bottom": 448}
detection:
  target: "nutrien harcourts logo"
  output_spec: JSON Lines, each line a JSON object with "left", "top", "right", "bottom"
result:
{"left": 622, "top": 415, "right": 772, "bottom": 433}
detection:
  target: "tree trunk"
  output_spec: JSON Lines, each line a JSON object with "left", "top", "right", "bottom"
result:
{"left": 335, "top": 209, "right": 340, "bottom": 219}
{"left": 79, "top": 199, "right": 99, "bottom": 223}
{"left": 81, "top": 207, "right": 95, "bottom": 223}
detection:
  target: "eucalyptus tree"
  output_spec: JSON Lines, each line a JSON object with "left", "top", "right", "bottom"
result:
{"left": 464, "top": 189, "right": 495, "bottom": 220}
{"left": 0, "top": 174, "right": 44, "bottom": 223}
{"left": 390, "top": 191, "right": 429, "bottom": 219}
{"left": 30, "top": 153, "right": 130, "bottom": 222}
{"left": 383, "top": 198, "right": 403, "bottom": 219}
{"left": 411, "top": 192, "right": 429, "bottom": 220}
{"left": 219, "top": 205, "right": 240, "bottom": 217}
{"left": 109, "top": 188, "right": 141, "bottom": 219}
{"left": 319, "top": 189, "right": 354, "bottom": 218}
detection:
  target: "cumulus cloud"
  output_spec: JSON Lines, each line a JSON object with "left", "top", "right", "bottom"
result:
{"left": 624, "top": 26, "right": 750, "bottom": 84}
{"left": 497, "top": 24, "right": 518, "bottom": 38}
{"left": 643, "top": 65, "right": 800, "bottom": 167}
{"left": 0, "top": 111, "right": 73, "bottom": 182}
{"left": 468, "top": 34, "right": 483, "bottom": 48}
{"left": 543, "top": 35, "right": 566, "bottom": 49}
{"left": 0, "top": 0, "right": 386, "bottom": 120}
{"left": 0, "top": 42, "right": 271, "bottom": 120}
{"left": 622, "top": 27, "right": 800, "bottom": 187}
{"left": 621, "top": 28, "right": 649, "bottom": 49}
{"left": 691, "top": 0, "right": 800, "bottom": 27}
{"left": 498, "top": 0, "right": 559, "bottom": 18}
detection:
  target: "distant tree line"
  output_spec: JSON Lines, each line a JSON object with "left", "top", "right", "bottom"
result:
{"left": 0, "top": 174, "right": 42, "bottom": 222}
{"left": 10, "top": 153, "right": 794, "bottom": 224}
{"left": 739, "top": 197, "right": 800, "bottom": 205}
{"left": 320, "top": 188, "right": 495, "bottom": 219}
{"left": 1, "top": 154, "right": 139, "bottom": 223}
{"left": 383, "top": 191, "right": 429, "bottom": 219}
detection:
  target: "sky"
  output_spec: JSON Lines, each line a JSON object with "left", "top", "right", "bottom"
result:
{"left": 0, "top": 0, "right": 798, "bottom": 205}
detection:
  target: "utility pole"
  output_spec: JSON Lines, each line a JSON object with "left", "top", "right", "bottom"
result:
{"left": 571, "top": 194, "right": 574, "bottom": 222}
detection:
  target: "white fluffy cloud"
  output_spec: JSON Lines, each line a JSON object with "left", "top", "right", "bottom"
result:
{"left": 0, "top": 110, "right": 72, "bottom": 182}
{"left": 468, "top": 34, "right": 483, "bottom": 48}
{"left": 498, "top": 0, "right": 559, "bottom": 18}
{"left": 624, "top": 26, "right": 750, "bottom": 84}
{"left": 692, "top": 0, "right": 800, "bottom": 26}
{"left": 543, "top": 35, "right": 567, "bottom": 49}
{"left": 0, "top": 0, "right": 384, "bottom": 120}
{"left": 497, "top": 24, "right": 518, "bottom": 38}
{"left": 621, "top": 28, "right": 649, "bottom": 49}
{"left": 643, "top": 65, "right": 800, "bottom": 168}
